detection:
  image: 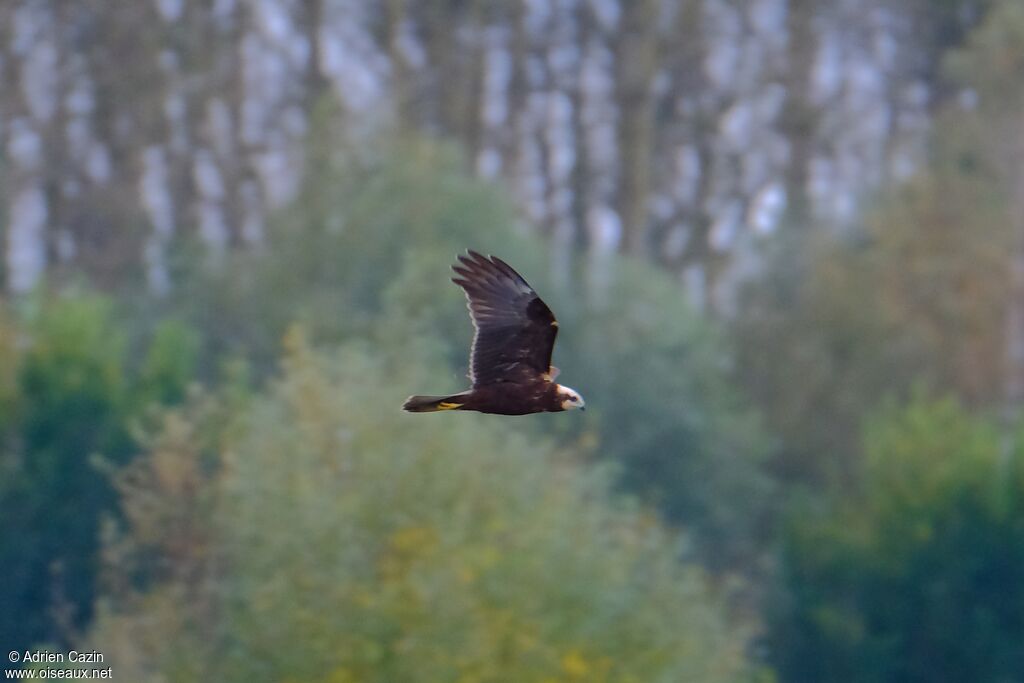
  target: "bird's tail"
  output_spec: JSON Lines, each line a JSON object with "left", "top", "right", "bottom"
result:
{"left": 402, "top": 393, "right": 468, "bottom": 413}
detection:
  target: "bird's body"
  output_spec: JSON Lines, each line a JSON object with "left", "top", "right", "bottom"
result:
{"left": 403, "top": 250, "right": 585, "bottom": 415}
{"left": 403, "top": 381, "right": 565, "bottom": 415}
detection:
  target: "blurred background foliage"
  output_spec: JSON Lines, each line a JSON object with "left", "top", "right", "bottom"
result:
{"left": 84, "top": 336, "right": 751, "bottom": 682}
{"left": 3, "top": 0, "right": 1024, "bottom": 681}
{"left": 2, "top": 133, "right": 771, "bottom": 680}
{"left": 768, "top": 396, "right": 1024, "bottom": 682}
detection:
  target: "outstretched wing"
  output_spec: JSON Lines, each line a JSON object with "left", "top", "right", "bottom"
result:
{"left": 451, "top": 250, "right": 559, "bottom": 387}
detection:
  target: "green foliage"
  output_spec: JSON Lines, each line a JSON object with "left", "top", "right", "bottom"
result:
{"left": 736, "top": 112, "right": 1012, "bottom": 489}
{"left": 17, "top": 295, "right": 130, "bottom": 459}
{"left": 736, "top": 1, "right": 1024, "bottom": 497}
{"left": 3, "top": 131, "right": 770, "bottom": 676}
{"left": 380, "top": 247, "right": 772, "bottom": 571}
{"left": 0, "top": 292, "right": 202, "bottom": 659}
{"left": 0, "top": 305, "right": 18, "bottom": 433}
{"left": 768, "top": 395, "right": 1024, "bottom": 682}
{"left": 561, "top": 259, "right": 772, "bottom": 570}
{"left": 0, "top": 294, "right": 132, "bottom": 654}
{"left": 159, "top": 129, "right": 772, "bottom": 576}
{"left": 945, "top": 0, "right": 1024, "bottom": 120}
{"left": 7, "top": 5, "right": 1024, "bottom": 679}
{"left": 172, "top": 134, "right": 533, "bottom": 371}
{"left": 136, "top": 319, "right": 201, "bottom": 406}
{"left": 86, "top": 337, "right": 754, "bottom": 683}
{"left": 735, "top": 230, "right": 921, "bottom": 487}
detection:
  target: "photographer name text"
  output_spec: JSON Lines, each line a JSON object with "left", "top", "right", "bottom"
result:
{"left": 16, "top": 653, "right": 103, "bottom": 665}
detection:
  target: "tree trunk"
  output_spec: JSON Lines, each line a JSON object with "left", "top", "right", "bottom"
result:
{"left": 1003, "top": 120, "right": 1024, "bottom": 417}
{"left": 569, "top": 0, "right": 594, "bottom": 253}
{"left": 614, "top": 0, "right": 658, "bottom": 257}
{"left": 780, "top": 0, "right": 817, "bottom": 227}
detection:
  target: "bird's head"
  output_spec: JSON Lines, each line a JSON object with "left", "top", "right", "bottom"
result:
{"left": 557, "top": 385, "right": 586, "bottom": 411}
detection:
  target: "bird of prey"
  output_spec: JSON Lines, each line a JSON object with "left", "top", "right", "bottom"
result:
{"left": 403, "top": 250, "right": 585, "bottom": 415}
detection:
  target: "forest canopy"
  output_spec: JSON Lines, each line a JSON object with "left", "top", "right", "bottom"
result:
{"left": 3, "top": 1, "right": 1024, "bottom": 681}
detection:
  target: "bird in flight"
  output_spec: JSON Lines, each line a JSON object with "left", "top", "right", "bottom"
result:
{"left": 403, "top": 250, "right": 585, "bottom": 415}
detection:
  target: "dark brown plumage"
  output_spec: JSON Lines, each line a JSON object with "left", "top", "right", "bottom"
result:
{"left": 403, "top": 250, "right": 585, "bottom": 415}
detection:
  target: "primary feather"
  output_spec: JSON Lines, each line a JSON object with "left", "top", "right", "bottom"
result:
{"left": 451, "top": 250, "right": 558, "bottom": 387}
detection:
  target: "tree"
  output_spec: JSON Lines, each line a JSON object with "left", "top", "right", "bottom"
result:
{"left": 0, "top": 293, "right": 198, "bottom": 660}
{"left": 767, "top": 395, "right": 1024, "bottom": 682}
{"left": 82, "top": 335, "right": 756, "bottom": 683}
{"left": 734, "top": 0, "right": 1022, "bottom": 491}
{"left": 614, "top": 0, "right": 659, "bottom": 257}
{"left": 558, "top": 257, "right": 772, "bottom": 571}
{"left": 943, "top": 0, "right": 1024, "bottom": 414}
{"left": 167, "top": 135, "right": 772, "bottom": 578}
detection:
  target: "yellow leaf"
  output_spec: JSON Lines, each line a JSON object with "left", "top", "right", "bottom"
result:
{"left": 561, "top": 650, "right": 589, "bottom": 678}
